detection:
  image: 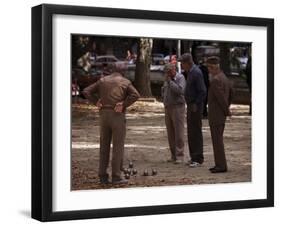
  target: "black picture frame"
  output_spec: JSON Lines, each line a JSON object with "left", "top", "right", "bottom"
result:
{"left": 32, "top": 3, "right": 274, "bottom": 222}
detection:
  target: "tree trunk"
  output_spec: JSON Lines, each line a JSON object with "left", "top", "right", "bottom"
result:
{"left": 134, "top": 38, "right": 153, "bottom": 97}
{"left": 219, "top": 43, "right": 231, "bottom": 76}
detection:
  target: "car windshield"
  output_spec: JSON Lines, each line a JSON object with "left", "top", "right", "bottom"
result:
{"left": 153, "top": 54, "right": 164, "bottom": 58}
{"left": 96, "top": 56, "right": 118, "bottom": 62}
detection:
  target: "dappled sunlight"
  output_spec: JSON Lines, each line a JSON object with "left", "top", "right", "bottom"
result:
{"left": 72, "top": 142, "right": 168, "bottom": 150}
{"left": 72, "top": 101, "right": 251, "bottom": 190}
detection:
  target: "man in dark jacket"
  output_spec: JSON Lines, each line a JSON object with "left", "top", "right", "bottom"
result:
{"left": 179, "top": 53, "right": 206, "bottom": 167}
{"left": 199, "top": 59, "right": 210, "bottom": 117}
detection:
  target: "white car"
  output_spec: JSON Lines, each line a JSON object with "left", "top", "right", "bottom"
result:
{"left": 90, "top": 55, "right": 125, "bottom": 67}
{"left": 236, "top": 57, "right": 248, "bottom": 70}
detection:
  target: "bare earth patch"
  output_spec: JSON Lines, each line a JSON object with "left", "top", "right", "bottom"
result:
{"left": 71, "top": 99, "right": 251, "bottom": 190}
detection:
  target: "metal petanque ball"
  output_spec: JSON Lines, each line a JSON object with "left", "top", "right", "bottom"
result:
{"left": 125, "top": 174, "right": 130, "bottom": 179}
{"left": 152, "top": 169, "right": 157, "bottom": 176}
{"left": 129, "top": 161, "right": 134, "bottom": 168}
{"left": 132, "top": 169, "right": 138, "bottom": 175}
{"left": 143, "top": 170, "right": 149, "bottom": 176}
{"left": 123, "top": 168, "right": 129, "bottom": 174}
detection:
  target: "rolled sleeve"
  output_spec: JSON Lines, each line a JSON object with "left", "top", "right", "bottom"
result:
{"left": 82, "top": 80, "right": 100, "bottom": 104}
{"left": 169, "top": 75, "right": 186, "bottom": 95}
{"left": 123, "top": 83, "right": 140, "bottom": 107}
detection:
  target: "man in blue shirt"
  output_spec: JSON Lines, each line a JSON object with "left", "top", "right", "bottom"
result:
{"left": 179, "top": 53, "right": 206, "bottom": 167}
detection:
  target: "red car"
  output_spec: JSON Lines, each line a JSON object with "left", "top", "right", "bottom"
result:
{"left": 71, "top": 68, "right": 102, "bottom": 97}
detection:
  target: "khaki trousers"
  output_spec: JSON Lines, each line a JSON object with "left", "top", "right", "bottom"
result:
{"left": 210, "top": 124, "right": 227, "bottom": 170}
{"left": 165, "top": 104, "right": 185, "bottom": 160}
{"left": 98, "top": 109, "right": 126, "bottom": 181}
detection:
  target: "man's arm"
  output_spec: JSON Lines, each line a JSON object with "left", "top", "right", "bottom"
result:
{"left": 123, "top": 83, "right": 140, "bottom": 108}
{"left": 212, "top": 79, "right": 229, "bottom": 115}
{"left": 169, "top": 75, "right": 186, "bottom": 95}
{"left": 195, "top": 70, "right": 207, "bottom": 105}
{"left": 161, "top": 82, "right": 168, "bottom": 99}
{"left": 82, "top": 80, "right": 101, "bottom": 105}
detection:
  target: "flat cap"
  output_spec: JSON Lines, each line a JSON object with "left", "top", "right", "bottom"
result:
{"left": 163, "top": 63, "right": 176, "bottom": 72}
{"left": 178, "top": 53, "right": 193, "bottom": 63}
{"left": 206, "top": 56, "right": 220, "bottom": 65}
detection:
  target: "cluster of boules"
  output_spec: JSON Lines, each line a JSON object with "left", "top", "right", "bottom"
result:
{"left": 122, "top": 161, "right": 138, "bottom": 180}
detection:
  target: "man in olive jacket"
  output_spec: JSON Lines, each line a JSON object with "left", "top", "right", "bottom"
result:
{"left": 82, "top": 63, "right": 140, "bottom": 184}
{"left": 206, "top": 56, "right": 233, "bottom": 173}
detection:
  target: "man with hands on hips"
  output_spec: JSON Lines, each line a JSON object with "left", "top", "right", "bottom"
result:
{"left": 82, "top": 63, "right": 140, "bottom": 185}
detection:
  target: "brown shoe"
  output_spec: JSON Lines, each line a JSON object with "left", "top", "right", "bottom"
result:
{"left": 167, "top": 158, "right": 176, "bottom": 163}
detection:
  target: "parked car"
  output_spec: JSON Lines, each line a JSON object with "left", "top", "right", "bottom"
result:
{"left": 71, "top": 67, "right": 102, "bottom": 96}
{"left": 236, "top": 56, "right": 248, "bottom": 70}
{"left": 72, "top": 82, "right": 80, "bottom": 97}
{"left": 193, "top": 45, "right": 220, "bottom": 63}
{"left": 152, "top": 53, "right": 165, "bottom": 65}
{"left": 90, "top": 55, "right": 126, "bottom": 68}
{"left": 230, "top": 47, "right": 249, "bottom": 70}
{"left": 150, "top": 65, "right": 164, "bottom": 71}
{"left": 164, "top": 55, "right": 177, "bottom": 64}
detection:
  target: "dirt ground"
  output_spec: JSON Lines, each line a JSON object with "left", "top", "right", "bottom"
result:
{"left": 71, "top": 98, "right": 251, "bottom": 190}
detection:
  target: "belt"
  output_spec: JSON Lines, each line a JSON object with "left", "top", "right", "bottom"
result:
{"left": 165, "top": 104, "right": 185, "bottom": 108}
{"left": 100, "top": 105, "right": 115, "bottom": 110}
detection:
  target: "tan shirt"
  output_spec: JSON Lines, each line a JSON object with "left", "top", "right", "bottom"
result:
{"left": 82, "top": 72, "right": 140, "bottom": 109}
{"left": 208, "top": 71, "right": 233, "bottom": 126}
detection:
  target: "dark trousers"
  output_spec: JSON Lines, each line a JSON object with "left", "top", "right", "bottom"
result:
{"left": 99, "top": 109, "right": 126, "bottom": 181}
{"left": 210, "top": 124, "right": 227, "bottom": 170}
{"left": 203, "top": 89, "right": 208, "bottom": 117}
{"left": 186, "top": 105, "right": 204, "bottom": 163}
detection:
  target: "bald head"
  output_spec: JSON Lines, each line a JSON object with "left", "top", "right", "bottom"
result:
{"left": 112, "top": 62, "right": 128, "bottom": 75}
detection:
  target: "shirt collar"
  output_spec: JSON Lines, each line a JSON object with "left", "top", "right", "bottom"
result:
{"left": 189, "top": 64, "right": 196, "bottom": 73}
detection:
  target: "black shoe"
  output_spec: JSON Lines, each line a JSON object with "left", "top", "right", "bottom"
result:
{"left": 99, "top": 178, "right": 110, "bottom": 184}
{"left": 209, "top": 166, "right": 216, "bottom": 171}
{"left": 210, "top": 167, "right": 227, "bottom": 173}
{"left": 112, "top": 179, "right": 128, "bottom": 185}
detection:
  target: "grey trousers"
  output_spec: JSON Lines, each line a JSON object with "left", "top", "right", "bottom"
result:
{"left": 98, "top": 109, "right": 126, "bottom": 181}
{"left": 210, "top": 124, "right": 227, "bottom": 170}
{"left": 186, "top": 104, "right": 204, "bottom": 163}
{"left": 165, "top": 104, "right": 185, "bottom": 160}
